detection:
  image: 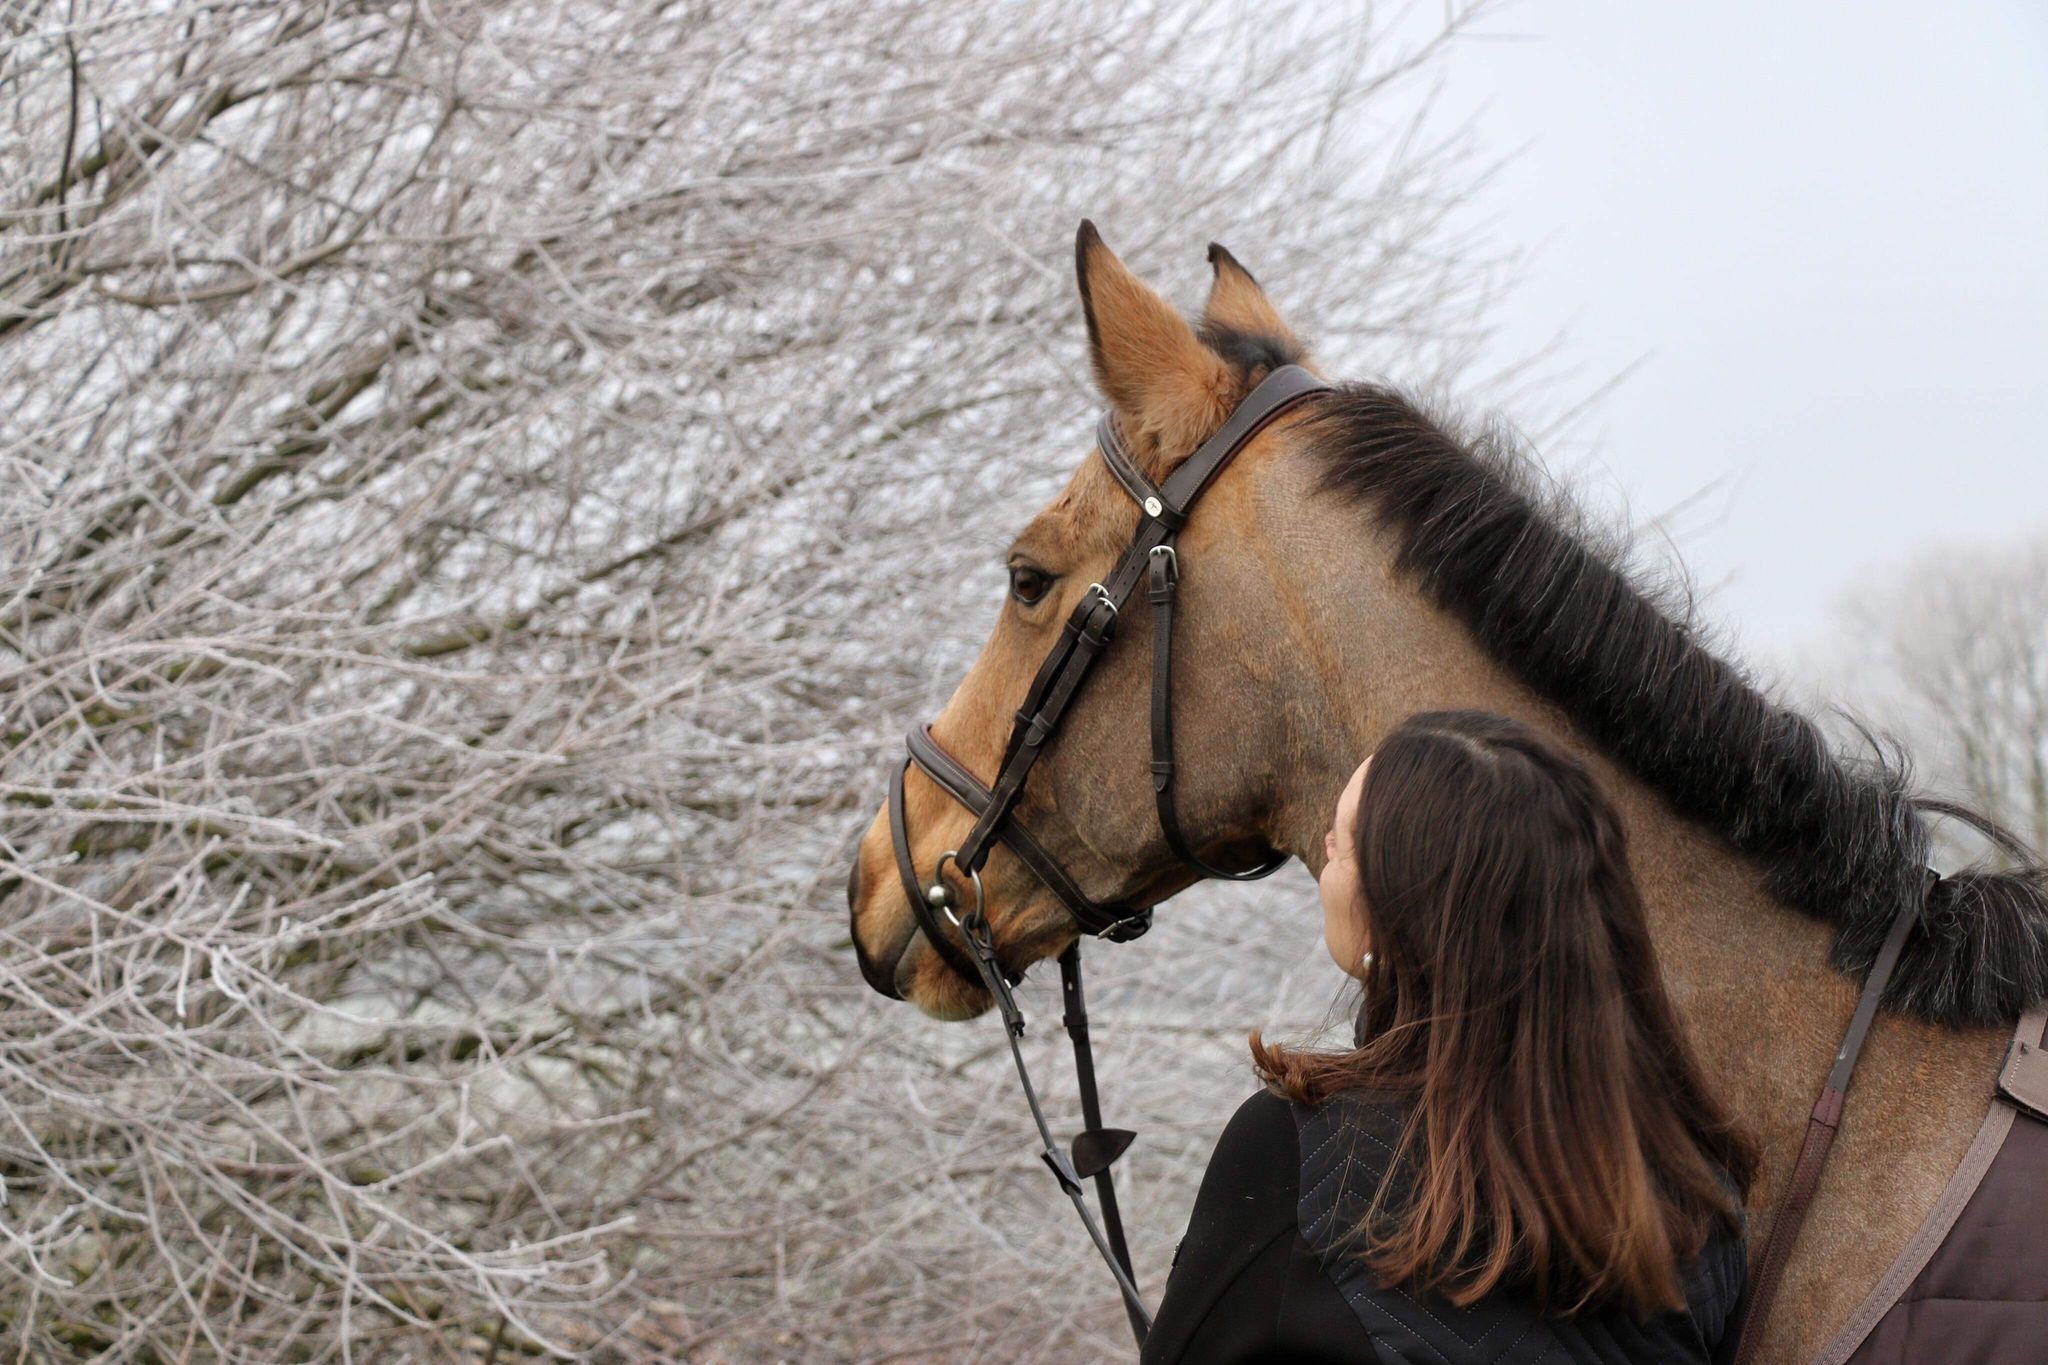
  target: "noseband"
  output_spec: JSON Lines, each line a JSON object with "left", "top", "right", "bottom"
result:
{"left": 881, "top": 363, "right": 1329, "bottom": 1344}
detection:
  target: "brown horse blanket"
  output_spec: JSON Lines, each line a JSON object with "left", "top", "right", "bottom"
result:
{"left": 1823, "top": 1005, "right": 2048, "bottom": 1363}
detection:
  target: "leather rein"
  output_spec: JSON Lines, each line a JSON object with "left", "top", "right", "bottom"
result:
{"left": 880, "top": 359, "right": 1931, "bottom": 1360}
{"left": 885, "top": 363, "right": 1329, "bottom": 1345}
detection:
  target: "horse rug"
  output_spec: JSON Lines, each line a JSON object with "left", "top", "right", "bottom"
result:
{"left": 1824, "top": 1003, "right": 2048, "bottom": 1364}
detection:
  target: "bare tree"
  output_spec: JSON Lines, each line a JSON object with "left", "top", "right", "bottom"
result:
{"left": 1828, "top": 530, "right": 2048, "bottom": 860}
{"left": 1, "top": 0, "right": 1518, "bottom": 1358}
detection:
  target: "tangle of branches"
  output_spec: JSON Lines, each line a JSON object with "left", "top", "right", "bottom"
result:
{"left": 0, "top": 1, "right": 1510, "bottom": 1357}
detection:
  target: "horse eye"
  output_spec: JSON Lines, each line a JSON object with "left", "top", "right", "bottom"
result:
{"left": 1009, "top": 565, "right": 1051, "bottom": 605}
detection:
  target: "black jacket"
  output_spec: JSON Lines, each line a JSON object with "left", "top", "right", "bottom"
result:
{"left": 1140, "top": 1089, "right": 1746, "bottom": 1365}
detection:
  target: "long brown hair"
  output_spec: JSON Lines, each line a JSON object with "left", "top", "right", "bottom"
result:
{"left": 1253, "top": 709, "right": 1757, "bottom": 1316}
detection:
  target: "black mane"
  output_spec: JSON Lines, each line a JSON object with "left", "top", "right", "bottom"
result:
{"left": 1275, "top": 377, "right": 2048, "bottom": 1029}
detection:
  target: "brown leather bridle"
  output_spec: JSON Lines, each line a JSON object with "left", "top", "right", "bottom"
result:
{"left": 886, "top": 361, "right": 1326, "bottom": 988}
{"left": 881, "top": 363, "right": 1328, "bottom": 1344}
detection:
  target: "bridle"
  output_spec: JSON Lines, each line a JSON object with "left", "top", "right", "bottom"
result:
{"left": 883, "top": 363, "right": 1330, "bottom": 1345}
{"left": 889, "top": 360, "right": 1329, "bottom": 981}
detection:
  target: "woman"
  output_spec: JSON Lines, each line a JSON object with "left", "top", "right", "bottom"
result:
{"left": 1141, "top": 709, "right": 1756, "bottom": 1364}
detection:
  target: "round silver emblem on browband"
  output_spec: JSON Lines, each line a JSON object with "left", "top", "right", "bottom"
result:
{"left": 1143, "top": 495, "right": 1163, "bottom": 518}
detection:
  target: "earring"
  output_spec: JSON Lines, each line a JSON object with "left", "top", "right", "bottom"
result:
{"left": 1359, "top": 951, "right": 1374, "bottom": 971}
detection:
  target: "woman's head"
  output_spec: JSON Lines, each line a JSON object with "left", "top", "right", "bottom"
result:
{"left": 1317, "top": 710, "right": 1651, "bottom": 1010}
{"left": 1261, "top": 709, "right": 1756, "bottom": 1317}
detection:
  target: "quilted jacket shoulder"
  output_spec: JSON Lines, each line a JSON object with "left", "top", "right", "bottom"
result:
{"left": 1294, "top": 1091, "right": 1746, "bottom": 1365}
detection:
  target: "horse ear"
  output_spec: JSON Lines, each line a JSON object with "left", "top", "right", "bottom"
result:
{"left": 1200, "top": 242, "right": 1306, "bottom": 362}
{"left": 1074, "top": 220, "right": 1233, "bottom": 458}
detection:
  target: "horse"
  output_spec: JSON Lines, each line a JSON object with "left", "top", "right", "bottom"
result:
{"left": 845, "top": 220, "right": 2048, "bottom": 1362}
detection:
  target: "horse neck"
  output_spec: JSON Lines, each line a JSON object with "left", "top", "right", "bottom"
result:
{"left": 1247, "top": 437, "right": 1856, "bottom": 1123}
{"left": 1236, "top": 434, "right": 2012, "bottom": 1362}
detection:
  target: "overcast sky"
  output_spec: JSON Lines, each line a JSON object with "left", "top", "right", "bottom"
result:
{"left": 1375, "top": 1, "right": 2047, "bottom": 683}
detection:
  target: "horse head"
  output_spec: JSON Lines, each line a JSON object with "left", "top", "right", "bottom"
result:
{"left": 846, "top": 222, "right": 1335, "bottom": 1017}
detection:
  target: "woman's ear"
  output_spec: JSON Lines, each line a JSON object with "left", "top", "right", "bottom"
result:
{"left": 1074, "top": 220, "right": 1235, "bottom": 465}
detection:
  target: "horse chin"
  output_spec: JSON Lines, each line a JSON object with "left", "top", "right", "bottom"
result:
{"left": 915, "top": 989, "right": 989, "bottom": 1023}
{"left": 898, "top": 940, "right": 994, "bottom": 1021}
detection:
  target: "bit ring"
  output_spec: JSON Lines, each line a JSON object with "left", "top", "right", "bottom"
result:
{"left": 929, "top": 849, "right": 984, "bottom": 929}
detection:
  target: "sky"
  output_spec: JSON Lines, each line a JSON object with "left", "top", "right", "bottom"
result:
{"left": 1375, "top": 0, "right": 2048, "bottom": 683}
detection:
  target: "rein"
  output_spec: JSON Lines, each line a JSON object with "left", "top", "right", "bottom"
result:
{"left": 886, "top": 364, "right": 1330, "bottom": 1345}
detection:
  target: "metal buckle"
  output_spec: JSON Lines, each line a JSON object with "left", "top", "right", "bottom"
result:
{"left": 1147, "top": 544, "right": 1177, "bottom": 581}
{"left": 1098, "top": 909, "right": 1153, "bottom": 943}
{"left": 1084, "top": 582, "right": 1118, "bottom": 618}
